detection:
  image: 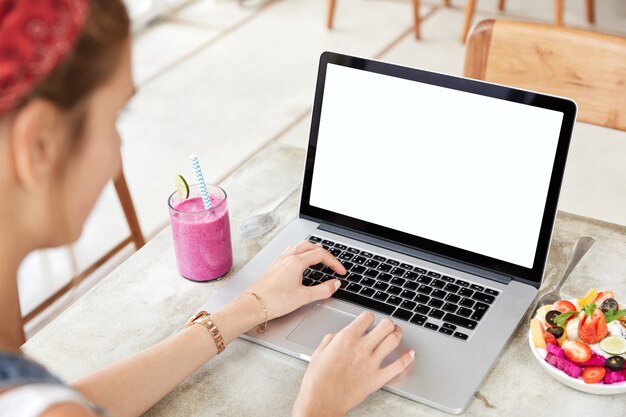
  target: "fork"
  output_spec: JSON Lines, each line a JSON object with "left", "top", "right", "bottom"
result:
{"left": 528, "top": 235, "right": 596, "bottom": 320}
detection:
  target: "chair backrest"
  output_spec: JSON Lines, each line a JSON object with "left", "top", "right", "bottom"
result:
{"left": 464, "top": 19, "right": 626, "bottom": 132}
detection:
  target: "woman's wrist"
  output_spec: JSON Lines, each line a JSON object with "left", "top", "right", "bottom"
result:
{"left": 209, "top": 294, "right": 266, "bottom": 346}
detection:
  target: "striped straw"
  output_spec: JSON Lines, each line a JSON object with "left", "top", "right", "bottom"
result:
{"left": 189, "top": 154, "right": 212, "bottom": 209}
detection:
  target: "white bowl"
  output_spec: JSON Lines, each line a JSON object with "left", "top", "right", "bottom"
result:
{"left": 528, "top": 329, "right": 626, "bottom": 395}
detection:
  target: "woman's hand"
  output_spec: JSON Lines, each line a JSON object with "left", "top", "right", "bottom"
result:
{"left": 293, "top": 312, "right": 415, "bottom": 417}
{"left": 245, "top": 240, "right": 346, "bottom": 320}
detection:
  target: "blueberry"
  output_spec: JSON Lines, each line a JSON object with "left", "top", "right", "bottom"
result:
{"left": 606, "top": 356, "right": 625, "bottom": 371}
{"left": 545, "top": 310, "right": 561, "bottom": 327}
{"left": 546, "top": 326, "right": 564, "bottom": 339}
{"left": 601, "top": 298, "right": 619, "bottom": 313}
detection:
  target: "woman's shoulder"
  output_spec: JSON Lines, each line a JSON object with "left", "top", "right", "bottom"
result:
{"left": 0, "top": 351, "right": 104, "bottom": 417}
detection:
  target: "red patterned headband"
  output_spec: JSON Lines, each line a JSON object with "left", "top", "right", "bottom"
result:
{"left": 0, "top": 0, "right": 89, "bottom": 114}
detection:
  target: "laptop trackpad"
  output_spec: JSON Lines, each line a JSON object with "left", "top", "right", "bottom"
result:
{"left": 287, "top": 304, "right": 356, "bottom": 349}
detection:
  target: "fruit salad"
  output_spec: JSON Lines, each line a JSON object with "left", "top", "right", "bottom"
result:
{"left": 530, "top": 289, "right": 626, "bottom": 385}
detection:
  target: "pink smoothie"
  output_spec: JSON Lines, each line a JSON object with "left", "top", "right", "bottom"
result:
{"left": 170, "top": 195, "right": 232, "bottom": 281}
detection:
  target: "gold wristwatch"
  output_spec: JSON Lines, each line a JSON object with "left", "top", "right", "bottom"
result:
{"left": 185, "top": 311, "right": 225, "bottom": 354}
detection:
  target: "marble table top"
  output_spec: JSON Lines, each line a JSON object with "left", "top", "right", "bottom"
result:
{"left": 24, "top": 143, "right": 626, "bottom": 416}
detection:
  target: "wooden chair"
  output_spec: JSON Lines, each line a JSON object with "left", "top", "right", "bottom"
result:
{"left": 464, "top": 19, "right": 626, "bottom": 131}
{"left": 23, "top": 169, "right": 145, "bottom": 324}
{"left": 327, "top": 0, "right": 451, "bottom": 40}
{"left": 462, "top": 0, "right": 596, "bottom": 43}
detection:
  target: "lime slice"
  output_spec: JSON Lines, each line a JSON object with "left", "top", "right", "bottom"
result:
{"left": 174, "top": 174, "right": 189, "bottom": 199}
{"left": 600, "top": 336, "right": 626, "bottom": 355}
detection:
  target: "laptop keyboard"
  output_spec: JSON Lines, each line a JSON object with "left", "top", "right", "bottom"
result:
{"left": 303, "top": 236, "right": 501, "bottom": 341}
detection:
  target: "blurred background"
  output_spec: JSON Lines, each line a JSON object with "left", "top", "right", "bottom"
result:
{"left": 20, "top": 0, "right": 626, "bottom": 336}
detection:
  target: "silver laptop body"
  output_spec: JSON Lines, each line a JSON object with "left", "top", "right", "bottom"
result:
{"left": 199, "top": 52, "right": 577, "bottom": 414}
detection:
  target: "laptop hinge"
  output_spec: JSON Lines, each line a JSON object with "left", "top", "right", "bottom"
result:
{"left": 317, "top": 222, "right": 514, "bottom": 286}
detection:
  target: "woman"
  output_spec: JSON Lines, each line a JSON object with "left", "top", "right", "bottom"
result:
{"left": 0, "top": 1, "right": 415, "bottom": 416}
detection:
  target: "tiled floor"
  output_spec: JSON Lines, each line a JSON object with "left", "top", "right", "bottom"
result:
{"left": 21, "top": 0, "right": 626, "bottom": 334}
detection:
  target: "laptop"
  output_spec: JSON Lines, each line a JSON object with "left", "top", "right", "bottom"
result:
{"left": 199, "top": 51, "right": 576, "bottom": 414}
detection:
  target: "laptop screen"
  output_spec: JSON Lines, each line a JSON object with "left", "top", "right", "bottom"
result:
{"left": 308, "top": 62, "right": 566, "bottom": 271}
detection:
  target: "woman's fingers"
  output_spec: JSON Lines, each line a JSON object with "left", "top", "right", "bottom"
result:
{"left": 372, "top": 326, "right": 403, "bottom": 363}
{"left": 284, "top": 240, "right": 321, "bottom": 256}
{"left": 376, "top": 350, "right": 415, "bottom": 387}
{"left": 316, "top": 332, "right": 336, "bottom": 352}
{"left": 364, "top": 319, "right": 397, "bottom": 350}
{"left": 306, "top": 279, "right": 341, "bottom": 303}
{"left": 298, "top": 247, "right": 346, "bottom": 275}
{"left": 343, "top": 311, "right": 375, "bottom": 336}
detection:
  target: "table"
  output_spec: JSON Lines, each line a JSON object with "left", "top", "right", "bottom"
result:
{"left": 24, "top": 143, "right": 626, "bottom": 416}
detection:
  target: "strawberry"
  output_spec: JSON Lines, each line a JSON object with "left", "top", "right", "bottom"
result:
{"left": 578, "top": 303, "right": 608, "bottom": 345}
{"left": 562, "top": 340, "right": 592, "bottom": 364}
{"left": 594, "top": 291, "right": 615, "bottom": 305}
{"left": 552, "top": 300, "right": 577, "bottom": 320}
{"left": 544, "top": 331, "right": 559, "bottom": 346}
{"left": 582, "top": 366, "right": 606, "bottom": 384}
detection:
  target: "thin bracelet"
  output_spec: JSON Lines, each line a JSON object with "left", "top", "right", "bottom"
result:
{"left": 246, "top": 292, "right": 268, "bottom": 333}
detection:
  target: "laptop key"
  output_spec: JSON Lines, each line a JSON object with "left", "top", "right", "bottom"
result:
{"left": 329, "top": 248, "right": 342, "bottom": 257}
{"left": 405, "top": 271, "right": 419, "bottom": 280}
{"left": 415, "top": 293, "right": 429, "bottom": 304}
{"left": 441, "top": 276, "right": 455, "bottom": 283}
{"left": 309, "top": 271, "right": 323, "bottom": 280}
{"left": 339, "top": 252, "right": 354, "bottom": 261}
{"left": 377, "top": 263, "right": 392, "bottom": 272}
{"left": 302, "top": 278, "right": 314, "bottom": 286}
{"left": 458, "top": 288, "right": 474, "bottom": 297}
{"left": 425, "top": 323, "right": 439, "bottom": 331}
{"left": 456, "top": 279, "right": 470, "bottom": 287}
{"left": 347, "top": 274, "right": 362, "bottom": 283}
{"left": 392, "top": 308, "right": 413, "bottom": 321}
{"left": 339, "top": 279, "right": 350, "bottom": 289}
{"left": 445, "top": 293, "right": 461, "bottom": 303}
{"left": 320, "top": 274, "right": 334, "bottom": 282}
{"left": 310, "top": 263, "right": 324, "bottom": 271}
{"left": 308, "top": 236, "right": 322, "bottom": 243}
{"left": 443, "top": 303, "right": 458, "bottom": 313}
{"left": 472, "top": 292, "right": 495, "bottom": 304}
{"left": 400, "top": 263, "right": 413, "bottom": 270}
{"left": 388, "top": 295, "right": 402, "bottom": 306}
{"left": 303, "top": 269, "right": 311, "bottom": 277}
{"left": 364, "top": 269, "right": 379, "bottom": 278}
{"left": 432, "top": 280, "right": 446, "bottom": 289}
{"left": 322, "top": 239, "right": 335, "bottom": 246}
{"left": 352, "top": 265, "right": 366, "bottom": 274}
{"left": 429, "top": 309, "right": 445, "bottom": 319}
{"left": 410, "top": 314, "right": 427, "bottom": 326}
{"left": 428, "top": 298, "right": 444, "bottom": 308}
{"left": 414, "top": 267, "right": 427, "bottom": 274}
{"left": 470, "top": 284, "right": 485, "bottom": 292}
{"left": 360, "top": 251, "right": 373, "bottom": 258}
{"left": 460, "top": 297, "right": 475, "bottom": 308}
{"left": 415, "top": 304, "right": 430, "bottom": 314}
{"left": 364, "top": 259, "right": 379, "bottom": 268}
{"left": 404, "top": 281, "right": 418, "bottom": 290}
{"left": 391, "top": 267, "right": 406, "bottom": 276}
{"left": 386, "top": 259, "right": 400, "bottom": 266}
{"left": 346, "top": 283, "right": 362, "bottom": 293}
{"left": 334, "top": 244, "right": 347, "bottom": 250}
{"left": 373, "top": 281, "right": 389, "bottom": 291}
{"left": 432, "top": 289, "right": 446, "bottom": 299}
{"left": 353, "top": 256, "right": 367, "bottom": 265}
{"left": 341, "top": 261, "right": 354, "bottom": 271}
{"left": 333, "top": 289, "right": 395, "bottom": 315}
{"left": 347, "top": 247, "right": 360, "bottom": 254}
{"left": 400, "top": 289, "right": 417, "bottom": 300}
{"left": 388, "top": 286, "right": 402, "bottom": 295}
{"left": 373, "top": 255, "right": 386, "bottom": 262}
{"left": 453, "top": 332, "right": 469, "bottom": 341}
{"left": 439, "top": 327, "right": 454, "bottom": 335}
{"left": 444, "top": 313, "right": 478, "bottom": 330}
{"left": 390, "top": 277, "right": 406, "bottom": 286}
{"left": 377, "top": 273, "right": 392, "bottom": 282}
{"left": 360, "top": 287, "right": 375, "bottom": 297}
{"left": 427, "top": 271, "right": 441, "bottom": 278}
{"left": 418, "top": 285, "right": 433, "bottom": 295}
{"left": 458, "top": 307, "right": 473, "bottom": 317}
{"left": 442, "top": 323, "right": 456, "bottom": 331}
{"left": 444, "top": 283, "right": 460, "bottom": 293}
{"left": 361, "top": 277, "right": 376, "bottom": 287}
{"left": 471, "top": 302, "right": 489, "bottom": 321}
{"left": 417, "top": 275, "right": 432, "bottom": 285}
{"left": 321, "top": 266, "right": 335, "bottom": 275}
{"left": 401, "top": 300, "right": 417, "bottom": 310}
{"left": 373, "top": 291, "right": 389, "bottom": 302}
{"left": 484, "top": 288, "right": 499, "bottom": 296}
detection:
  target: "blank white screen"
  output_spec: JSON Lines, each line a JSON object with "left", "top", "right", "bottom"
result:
{"left": 310, "top": 64, "right": 564, "bottom": 268}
